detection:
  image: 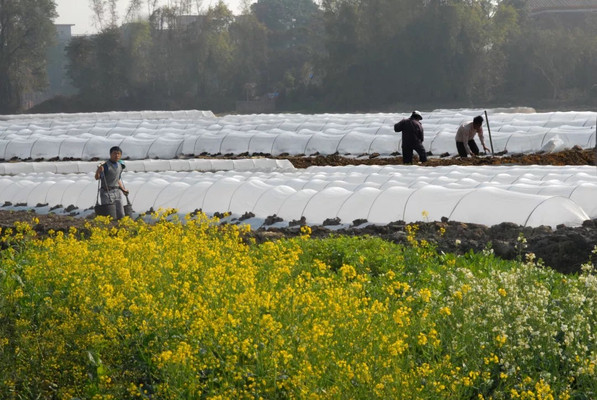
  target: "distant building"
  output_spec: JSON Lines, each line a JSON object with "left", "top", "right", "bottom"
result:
{"left": 55, "top": 24, "right": 74, "bottom": 42}
{"left": 528, "top": 0, "right": 597, "bottom": 16}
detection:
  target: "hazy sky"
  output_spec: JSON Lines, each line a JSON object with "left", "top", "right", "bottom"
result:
{"left": 54, "top": 0, "right": 250, "bottom": 35}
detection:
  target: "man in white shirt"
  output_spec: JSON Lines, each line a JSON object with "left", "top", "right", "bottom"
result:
{"left": 455, "top": 115, "right": 490, "bottom": 157}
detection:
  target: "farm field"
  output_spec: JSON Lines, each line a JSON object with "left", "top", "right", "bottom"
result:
{"left": 1, "top": 110, "right": 597, "bottom": 398}
{"left": 1, "top": 109, "right": 596, "bottom": 230}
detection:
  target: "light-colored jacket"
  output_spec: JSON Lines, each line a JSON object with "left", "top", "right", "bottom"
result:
{"left": 455, "top": 122, "right": 485, "bottom": 155}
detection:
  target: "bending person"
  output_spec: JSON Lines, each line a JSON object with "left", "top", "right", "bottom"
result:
{"left": 95, "top": 146, "right": 129, "bottom": 220}
{"left": 455, "top": 115, "right": 490, "bottom": 157}
{"left": 394, "top": 110, "right": 427, "bottom": 164}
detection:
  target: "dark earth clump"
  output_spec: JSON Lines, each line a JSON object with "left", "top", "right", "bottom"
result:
{"left": 281, "top": 147, "right": 596, "bottom": 168}
{"left": 250, "top": 219, "right": 597, "bottom": 275}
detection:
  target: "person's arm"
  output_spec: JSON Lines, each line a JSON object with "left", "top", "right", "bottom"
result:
{"left": 477, "top": 126, "right": 490, "bottom": 152}
{"left": 394, "top": 120, "right": 403, "bottom": 132}
{"left": 95, "top": 163, "right": 103, "bottom": 180}
{"left": 418, "top": 122, "right": 424, "bottom": 143}
{"left": 466, "top": 125, "right": 477, "bottom": 156}
{"left": 118, "top": 180, "right": 129, "bottom": 195}
{"left": 463, "top": 139, "right": 473, "bottom": 156}
{"left": 118, "top": 165, "right": 129, "bottom": 195}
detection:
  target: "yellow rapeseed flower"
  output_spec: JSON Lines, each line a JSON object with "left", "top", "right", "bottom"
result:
{"left": 339, "top": 264, "right": 357, "bottom": 280}
{"left": 393, "top": 306, "right": 412, "bottom": 327}
{"left": 496, "top": 334, "right": 507, "bottom": 347}
{"left": 419, "top": 288, "right": 432, "bottom": 303}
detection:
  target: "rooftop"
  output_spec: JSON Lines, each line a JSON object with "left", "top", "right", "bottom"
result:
{"left": 528, "top": 0, "right": 597, "bottom": 15}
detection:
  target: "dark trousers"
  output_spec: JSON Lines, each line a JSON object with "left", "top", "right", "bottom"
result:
{"left": 402, "top": 142, "right": 427, "bottom": 164}
{"left": 456, "top": 140, "right": 479, "bottom": 157}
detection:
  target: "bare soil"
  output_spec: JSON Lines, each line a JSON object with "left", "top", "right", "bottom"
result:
{"left": 281, "top": 147, "right": 596, "bottom": 168}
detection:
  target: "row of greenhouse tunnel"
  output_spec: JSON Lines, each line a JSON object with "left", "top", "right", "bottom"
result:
{"left": 1, "top": 110, "right": 595, "bottom": 160}
{"left": 1, "top": 164, "right": 596, "bottom": 228}
{"left": 1, "top": 109, "right": 596, "bottom": 228}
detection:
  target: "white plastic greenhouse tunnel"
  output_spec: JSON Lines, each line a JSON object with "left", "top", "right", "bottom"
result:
{"left": 1, "top": 109, "right": 595, "bottom": 160}
{"left": 1, "top": 163, "right": 596, "bottom": 229}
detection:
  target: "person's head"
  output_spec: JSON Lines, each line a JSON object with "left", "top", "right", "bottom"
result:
{"left": 473, "top": 115, "right": 484, "bottom": 127}
{"left": 109, "top": 146, "right": 122, "bottom": 161}
{"left": 410, "top": 110, "right": 423, "bottom": 121}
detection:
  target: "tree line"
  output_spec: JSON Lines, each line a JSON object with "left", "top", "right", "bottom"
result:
{"left": 1, "top": 0, "right": 596, "bottom": 114}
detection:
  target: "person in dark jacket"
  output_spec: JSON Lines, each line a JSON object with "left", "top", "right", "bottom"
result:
{"left": 394, "top": 110, "right": 427, "bottom": 164}
{"left": 95, "top": 146, "right": 129, "bottom": 220}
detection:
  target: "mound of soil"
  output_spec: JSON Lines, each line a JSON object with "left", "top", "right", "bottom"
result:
{"left": 1, "top": 209, "right": 595, "bottom": 275}
{"left": 1, "top": 148, "right": 596, "bottom": 274}
{"left": 282, "top": 147, "right": 596, "bottom": 168}
{"left": 253, "top": 219, "right": 597, "bottom": 275}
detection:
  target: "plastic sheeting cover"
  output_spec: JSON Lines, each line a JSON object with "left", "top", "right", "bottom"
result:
{"left": 1, "top": 109, "right": 595, "bottom": 159}
{"left": 1, "top": 165, "right": 595, "bottom": 228}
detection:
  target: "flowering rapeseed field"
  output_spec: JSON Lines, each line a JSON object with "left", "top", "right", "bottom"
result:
{"left": 1, "top": 212, "right": 596, "bottom": 399}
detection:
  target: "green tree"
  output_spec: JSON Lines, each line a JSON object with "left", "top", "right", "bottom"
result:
{"left": 321, "top": 0, "right": 424, "bottom": 109}
{"left": 320, "top": 0, "right": 362, "bottom": 109}
{"left": 120, "top": 21, "right": 153, "bottom": 107}
{"left": 146, "top": 5, "right": 191, "bottom": 107}
{"left": 251, "top": 0, "right": 325, "bottom": 107}
{"left": 0, "top": 0, "right": 57, "bottom": 113}
{"left": 500, "top": 9, "right": 596, "bottom": 104}
{"left": 139, "top": 1, "right": 238, "bottom": 110}
{"left": 477, "top": 2, "right": 521, "bottom": 101}
{"left": 60, "top": 0, "right": 596, "bottom": 113}
{"left": 187, "top": 1, "right": 236, "bottom": 110}
{"left": 526, "top": 26, "right": 580, "bottom": 100}
{"left": 66, "top": 28, "right": 127, "bottom": 110}
{"left": 403, "top": 0, "right": 488, "bottom": 103}
{"left": 90, "top": 0, "right": 119, "bottom": 30}
{"left": 574, "top": 13, "right": 597, "bottom": 104}
{"left": 229, "top": 14, "right": 269, "bottom": 98}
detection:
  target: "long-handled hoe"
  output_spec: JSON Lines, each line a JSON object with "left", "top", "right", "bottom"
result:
{"left": 484, "top": 110, "right": 495, "bottom": 158}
